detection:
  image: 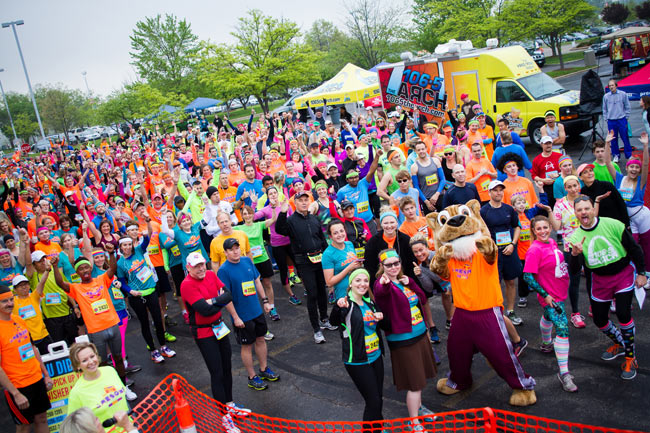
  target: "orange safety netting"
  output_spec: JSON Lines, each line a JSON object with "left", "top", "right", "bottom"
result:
{"left": 131, "top": 374, "right": 646, "bottom": 433}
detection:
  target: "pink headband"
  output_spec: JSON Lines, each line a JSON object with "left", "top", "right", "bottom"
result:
{"left": 36, "top": 227, "right": 49, "bottom": 233}
{"left": 626, "top": 158, "right": 641, "bottom": 167}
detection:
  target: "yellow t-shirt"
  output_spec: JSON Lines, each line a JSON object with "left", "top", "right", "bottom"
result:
{"left": 210, "top": 231, "right": 251, "bottom": 266}
{"left": 12, "top": 290, "right": 49, "bottom": 341}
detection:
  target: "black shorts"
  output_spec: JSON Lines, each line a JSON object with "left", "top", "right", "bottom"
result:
{"left": 4, "top": 378, "right": 51, "bottom": 425}
{"left": 234, "top": 314, "right": 268, "bottom": 345}
{"left": 254, "top": 259, "right": 274, "bottom": 279}
{"left": 497, "top": 248, "right": 523, "bottom": 281}
{"left": 155, "top": 266, "right": 172, "bottom": 294}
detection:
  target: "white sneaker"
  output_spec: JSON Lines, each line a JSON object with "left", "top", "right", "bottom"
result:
{"left": 314, "top": 331, "right": 326, "bottom": 344}
{"left": 226, "top": 402, "right": 251, "bottom": 417}
{"left": 613, "top": 155, "right": 620, "bottom": 163}
{"left": 222, "top": 414, "right": 241, "bottom": 433}
{"left": 264, "top": 331, "right": 274, "bottom": 341}
{"left": 125, "top": 385, "right": 137, "bottom": 401}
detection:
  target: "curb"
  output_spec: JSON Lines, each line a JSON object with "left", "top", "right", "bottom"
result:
{"left": 553, "top": 66, "right": 598, "bottom": 80}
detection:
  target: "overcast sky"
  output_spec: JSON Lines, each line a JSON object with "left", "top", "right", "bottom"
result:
{"left": 0, "top": 0, "right": 347, "bottom": 98}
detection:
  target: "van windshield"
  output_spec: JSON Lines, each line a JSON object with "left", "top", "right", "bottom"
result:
{"left": 517, "top": 73, "right": 567, "bottom": 100}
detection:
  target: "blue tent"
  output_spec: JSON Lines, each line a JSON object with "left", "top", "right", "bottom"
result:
{"left": 160, "top": 105, "right": 179, "bottom": 114}
{"left": 184, "top": 97, "right": 222, "bottom": 112}
{"left": 369, "top": 62, "right": 390, "bottom": 72}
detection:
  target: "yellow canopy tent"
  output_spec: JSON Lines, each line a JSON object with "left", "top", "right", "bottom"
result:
{"left": 294, "top": 63, "right": 381, "bottom": 109}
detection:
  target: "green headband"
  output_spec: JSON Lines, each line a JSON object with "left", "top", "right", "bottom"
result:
{"left": 379, "top": 250, "right": 399, "bottom": 262}
{"left": 314, "top": 180, "right": 328, "bottom": 190}
{"left": 74, "top": 259, "right": 92, "bottom": 271}
{"left": 349, "top": 268, "right": 369, "bottom": 283}
{"left": 346, "top": 171, "right": 360, "bottom": 179}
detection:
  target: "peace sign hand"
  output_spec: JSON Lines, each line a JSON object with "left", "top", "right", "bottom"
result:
{"left": 570, "top": 236, "right": 586, "bottom": 256}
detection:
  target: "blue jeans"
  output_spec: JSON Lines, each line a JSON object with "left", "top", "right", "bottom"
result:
{"left": 606, "top": 117, "right": 632, "bottom": 158}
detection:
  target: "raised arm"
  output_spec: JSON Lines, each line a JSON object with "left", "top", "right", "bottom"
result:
{"left": 50, "top": 256, "right": 70, "bottom": 292}
{"left": 104, "top": 243, "right": 117, "bottom": 280}
{"left": 641, "top": 132, "right": 649, "bottom": 186}
{"left": 604, "top": 130, "right": 618, "bottom": 181}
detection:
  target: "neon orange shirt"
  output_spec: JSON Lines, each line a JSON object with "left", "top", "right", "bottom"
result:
{"left": 503, "top": 176, "right": 538, "bottom": 209}
{"left": 68, "top": 273, "right": 119, "bottom": 334}
{"left": 445, "top": 254, "right": 503, "bottom": 311}
{"left": 465, "top": 158, "right": 495, "bottom": 202}
{"left": 399, "top": 217, "right": 435, "bottom": 249}
{"left": 0, "top": 316, "right": 43, "bottom": 388}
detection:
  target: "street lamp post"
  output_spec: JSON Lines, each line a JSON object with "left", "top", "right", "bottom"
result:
{"left": 82, "top": 71, "right": 90, "bottom": 98}
{"left": 2, "top": 19, "right": 45, "bottom": 140}
{"left": 0, "top": 69, "right": 18, "bottom": 141}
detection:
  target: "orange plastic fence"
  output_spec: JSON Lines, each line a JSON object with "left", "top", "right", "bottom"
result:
{"left": 131, "top": 374, "right": 646, "bottom": 433}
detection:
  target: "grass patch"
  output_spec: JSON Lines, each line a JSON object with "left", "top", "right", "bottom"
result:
{"left": 546, "top": 51, "right": 585, "bottom": 65}
{"left": 547, "top": 66, "right": 593, "bottom": 78}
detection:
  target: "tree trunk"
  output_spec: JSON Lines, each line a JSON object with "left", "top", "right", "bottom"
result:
{"left": 557, "top": 39, "right": 564, "bottom": 70}
{"left": 549, "top": 35, "right": 557, "bottom": 57}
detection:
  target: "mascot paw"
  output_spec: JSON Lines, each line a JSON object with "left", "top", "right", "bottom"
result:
{"left": 509, "top": 389, "right": 537, "bottom": 407}
{"left": 436, "top": 378, "right": 460, "bottom": 395}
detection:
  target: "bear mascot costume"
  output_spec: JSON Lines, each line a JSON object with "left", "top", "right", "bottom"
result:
{"left": 427, "top": 200, "right": 537, "bottom": 406}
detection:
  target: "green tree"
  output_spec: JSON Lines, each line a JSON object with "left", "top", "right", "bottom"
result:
{"left": 98, "top": 83, "right": 169, "bottom": 125}
{"left": 601, "top": 3, "right": 630, "bottom": 25}
{"left": 636, "top": 1, "right": 650, "bottom": 20}
{"left": 36, "top": 85, "right": 87, "bottom": 142}
{"left": 130, "top": 14, "right": 200, "bottom": 93}
{"left": 304, "top": 20, "right": 353, "bottom": 80}
{"left": 502, "top": 0, "right": 596, "bottom": 68}
{"left": 0, "top": 92, "right": 37, "bottom": 142}
{"left": 409, "top": 0, "right": 447, "bottom": 52}
{"left": 12, "top": 113, "right": 39, "bottom": 143}
{"left": 217, "top": 10, "right": 320, "bottom": 113}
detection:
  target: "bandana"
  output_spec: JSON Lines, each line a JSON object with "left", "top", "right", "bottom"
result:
{"left": 0, "top": 291, "right": 12, "bottom": 301}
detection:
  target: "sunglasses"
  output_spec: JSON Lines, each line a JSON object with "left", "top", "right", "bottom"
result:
{"left": 444, "top": 152, "right": 454, "bottom": 156}
{"left": 397, "top": 178, "right": 409, "bottom": 183}
{"left": 574, "top": 195, "right": 593, "bottom": 205}
{"left": 383, "top": 260, "right": 400, "bottom": 269}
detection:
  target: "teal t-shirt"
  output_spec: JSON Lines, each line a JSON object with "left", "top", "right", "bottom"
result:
{"left": 0, "top": 263, "right": 23, "bottom": 287}
{"left": 159, "top": 233, "right": 183, "bottom": 268}
{"left": 322, "top": 241, "right": 358, "bottom": 300}
{"left": 346, "top": 300, "right": 382, "bottom": 365}
{"left": 59, "top": 249, "right": 83, "bottom": 283}
{"left": 173, "top": 223, "right": 208, "bottom": 269}
{"left": 117, "top": 248, "right": 156, "bottom": 296}
{"left": 569, "top": 217, "right": 627, "bottom": 270}
{"left": 385, "top": 283, "right": 427, "bottom": 342}
{"left": 234, "top": 222, "right": 269, "bottom": 264}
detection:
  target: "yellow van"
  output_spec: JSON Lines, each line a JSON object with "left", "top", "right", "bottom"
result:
{"left": 377, "top": 45, "right": 591, "bottom": 146}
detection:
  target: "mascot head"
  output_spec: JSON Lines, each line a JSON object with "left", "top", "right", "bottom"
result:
{"left": 426, "top": 199, "right": 490, "bottom": 260}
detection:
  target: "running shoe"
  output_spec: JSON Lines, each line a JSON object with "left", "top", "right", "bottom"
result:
{"left": 125, "top": 385, "right": 138, "bottom": 401}
{"left": 445, "top": 319, "right": 452, "bottom": 330}
{"left": 222, "top": 413, "right": 241, "bottom": 433}
{"left": 160, "top": 345, "right": 176, "bottom": 358}
{"left": 226, "top": 402, "right": 251, "bottom": 417}
{"left": 289, "top": 272, "right": 302, "bottom": 285}
{"left": 151, "top": 349, "right": 164, "bottom": 363}
{"left": 621, "top": 357, "right": 638, "bottom": 380}
{"left": 418, "top": 405, "right": 440, "bottom": 421}
{"left": 182, "top": 311, "right": 190, "bottom": 325}
{"left": 125, "top": 363, "right": 142, "bottom": 374}
{"left": 314, "top": 331, "right": 326, "bottom": 344}
{"left": 405, "top": 421, "right": 425, "bottom": 432}
{"left": 264, "top": 331, "right": 275, "bottom": 341}
{"left": 557, "top": 373, "right": 578, "bottom": 392}
{"left": 320, "top": 319, "right": 338, "bottom": 331}
{"left": 258, "top": 366, "right": 280, "bottom": 381}
{"left": 304, "top": 288, "right": 308, "bottom": 297}
{"left": 570, "top": 313, "right": 586, "bottom": 329}
{"left": 165, "top": 332, "right": 177, "bottom": 342}
{"left": 269, "top": 307, "right": 280, "bottom": 321}
{"left": 247, "top": 375, "right": 268, "bottom": 391}
{"left": 601, "top": 343, "right": 625, "bottom": 361}
{"left": 506, "top": 310, "right": 523, "bottom": 326}
{"left": 165, "top": 315, "right": 177, "bottom": 327}
{"left": 517, "top": 297, "right": 528, "bottom": 308}
{"left": 125, "top": 377, "right": 135, "bottom": 387}
{"left": 513, "top": 338, "right": 528, "bottom": 357}
{"left": 288, "top": 295, "right": 302, "bottom": 305}
{"left": 539, "top": 342, "right": 554, "bottom": 353}
{"left": 429, "top": 327, "right": 440, "bottom": 344}
{"left": 328, "top": 291, "right": 335, "bottom": 305}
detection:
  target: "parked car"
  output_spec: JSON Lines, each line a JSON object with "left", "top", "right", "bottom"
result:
{"left": 571, "top": 32, "right": 590, "bottom": 40}
{"left": 32, "top": 137, "right": 52, "bottom": 152}
{"left": 524, "top": 46, "right": 545, "bottom": 67}
{"left": 272, "top": 92, "right": 308, "bottom": 116}
{"left": 591, "top": 41, "right": 610, "bottom": 57}
{"left": 101, "top": 125, "right": 122, "bottom": 138}
{"left": 80, "top": 126, "right": 102, "bottom": 142}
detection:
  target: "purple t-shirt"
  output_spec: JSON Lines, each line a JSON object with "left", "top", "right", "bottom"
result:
{"left": 523, "top": 239, "right": 569, "bottom": 307}
{"left": 255, "top": 205, "right": 291, "bottom": 246}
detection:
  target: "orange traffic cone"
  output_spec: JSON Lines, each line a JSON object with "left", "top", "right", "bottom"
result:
{"left": 173, "top": 378, "right": 198, "bottom": 433}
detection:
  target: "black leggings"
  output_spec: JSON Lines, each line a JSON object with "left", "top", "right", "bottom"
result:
{"left": 296, "top": 262, "right": 328, "bottom": 332}
{"left": 128, "top": 292, "right": 166, "bottom": 349}
{"left": 272, "top": 244, "right": 295, "bottom": 286}
{"left": 591, "top": 290, "right": 633, "bottom": 328}
{"left": 563, "top": 251, "right": 581, "bottom": 313}
{"left": 344, "top": 357, "right": 384, "bottom": 428}
{"left": 195, "top": 335, "right": 233, "bottom": 403}
{"left": 170, "top": 264, "right": 185, "bottom": 297}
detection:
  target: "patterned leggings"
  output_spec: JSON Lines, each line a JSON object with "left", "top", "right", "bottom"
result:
{"left": 542, "top": 302, "right": 569, "bottom": 338}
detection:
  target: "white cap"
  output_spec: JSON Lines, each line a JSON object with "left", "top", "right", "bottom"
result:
{"left": 540, "top": 135, "right": 553, "bottom": 144}
{"left": 186, "top": 251, "right": 206, "bottom": 267}
{"left": 327, "top": 162, "right": 337, "bottom": 170}
{"left": 11, "top": 275, "right": 29, "bottom": 287}
{"left": 345, "top": 143, "right": 355, "bottom": 150}
{"left": 488, "top": 180, "right": 506, "bottom": 190}
{"left": 31, "top": 251, "right": 47, "bottom": 262}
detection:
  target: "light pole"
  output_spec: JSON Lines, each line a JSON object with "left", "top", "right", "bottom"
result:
{"left": 81, "top": 71, "right": 90, "bottom": 98}
{"left": 2, "top": 20, "right": 45, "bottom": 140}
{"left": 0, "top": 69, "right": 18, "bottom": 141}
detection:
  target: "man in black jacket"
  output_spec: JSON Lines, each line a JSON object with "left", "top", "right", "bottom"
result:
{"left": 275, "top": 192, "right": 338, "bottom": 344}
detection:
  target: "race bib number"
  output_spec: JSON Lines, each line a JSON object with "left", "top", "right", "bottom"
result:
{"left": 356, "top": 201, "right": 369, "bottom": 213}
{"left": 308, "top": 253, "right": 322, "bottom": 264}
{"left": 148, "top": 245, "right": 160, "bottom": 256}
{"left": 495, "top": 231, "right": 512, "bottom": 246}
{"left": 91, "top": 299, "right": 110, "bottom": 314}
{"left": 355, "top": 248, "right": 365, "bottom": 259}
{"left": 480, "top": 178, "right": 491, "bottom": 192}
{"left": 520, "top": 229, "right": 531, "bottom": 242}
{"left": 45, "top": 293, "right": 61, "bottom": 305}
{"left": 136, "top": 266, "right": 153, "bottom": 283}
{"left": 170, "top": 245, "right": 181, "bottom": 257}
{"left": 18, "top": 305, "right": 36, "bottom": 320}
{"left": 546, "top": 170, "right": 558, "bottom": 179}
{"left": 365, "top": 333, "right": 379, "bottom": 354}
{"left": 242, "top": 281, "right": 256, "bottom": 296}
{"left": 212, "top": 322, "right": 230, "bottom": 340}
{"left": 410, "top": 305, "right": 423, "bottom": 326}
{"left": 251, "top": 245, "right": 264, "bottom": 258}
{"left": 425, "top": 173, "right": 438, "bottom": 186}
{"left": 112, "top": 287, "right": 124, "bottom": 300}
{"left": 70, "top": 273, "right": 81, "bottom": 283}
{"left": 620, "top": 186, "right": 633, "bottom": 202}
{"left": 18, "top": 343, "right": 34, "bottom": 362}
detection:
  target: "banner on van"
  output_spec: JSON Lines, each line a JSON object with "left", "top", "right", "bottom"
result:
{"left": 378, "top": 62, "right": 448, "bottom": 125}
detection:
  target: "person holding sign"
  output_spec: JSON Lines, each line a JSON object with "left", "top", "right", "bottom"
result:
{"left": 218, "top": 238, "right": 279, "bottom": 392}
{"left": 0, "top": 284, "right": 53, "bottom": 433}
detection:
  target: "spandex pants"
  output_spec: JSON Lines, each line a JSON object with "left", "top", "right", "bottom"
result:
{"left": 563, "top": 251, "right": 581, "bottom": 313}
{"left": 272, "top": 244, "right": 295, "bottom": 286}
{"left": 296, "top": 261, "right": 328, "bottom": 332}
{"left": 344, "top": 357, "right": 384, "bottom": 429}
{"left": 195, "top": 335, "right": 233, "bottom": 403}
{"left": 128, "top": 292, "right": 166, "bottom": 349}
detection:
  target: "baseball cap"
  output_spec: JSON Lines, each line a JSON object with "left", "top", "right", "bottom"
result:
{"left": 11, "top": 275, "right": 29, "bottom": 287}
{"left": 152, "top": 193, "right": 163, "bottom": 200}
{"left": 340, "top": 199, "right": 354, "bottom": 209}
{"left": 577, "top": 163, "right": 595, "bottom": 176}
{"left": 345, "top": 143, "right": 355, "bottom": 150}
{"left": 186, "top": 251, "right": 206, "bottom": 267}
{"left": 223, "top": 238, "right": 240, "bottom": 250}
{"left": 488, "top": 180, "right": 506, "bottom": 190}
{"left": 540, "top": 135, "right": 553, "bottom": 144}
{"left": 327, "top": 162, "right": 338, "bottom": 171}
{"left": 460, "top": 93, "right": 469, "bottom": 99}
{"left": 31, "top": 251, "right": 47, "bottom": 262}
{"left": 294, "top": 191, "right": 310, "bottom": 200}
